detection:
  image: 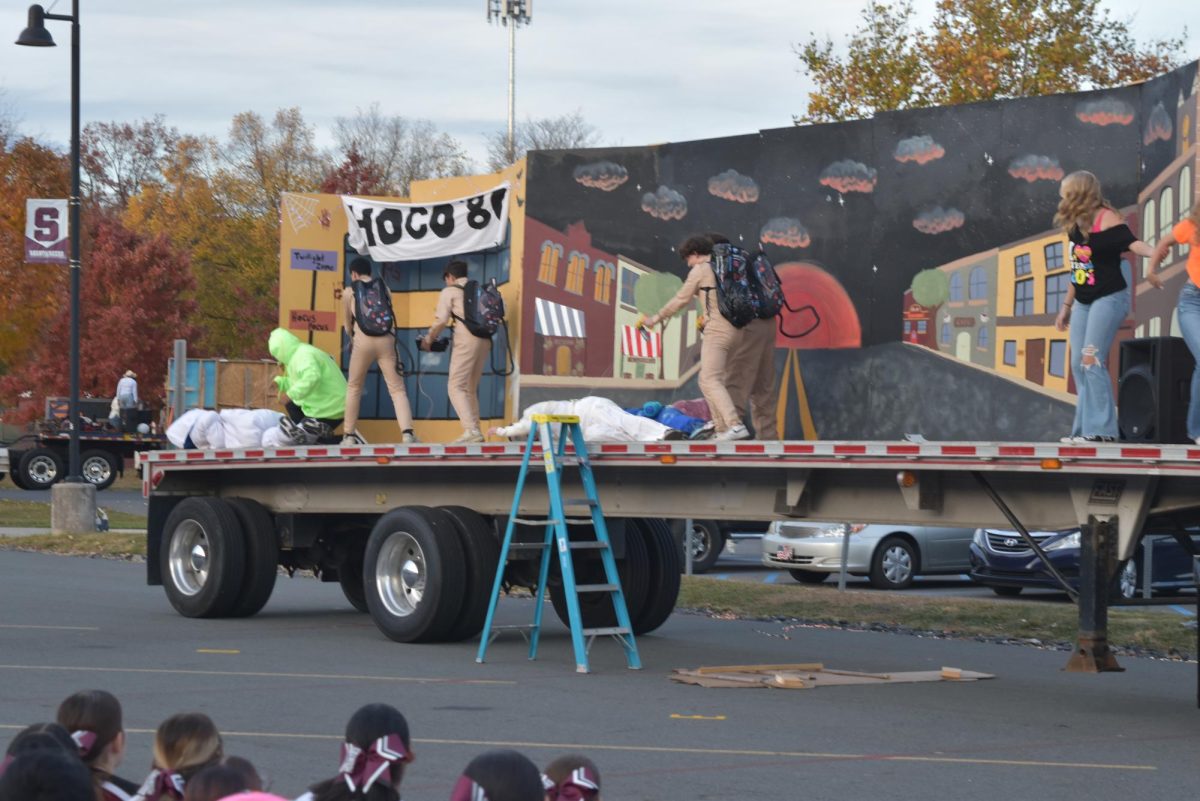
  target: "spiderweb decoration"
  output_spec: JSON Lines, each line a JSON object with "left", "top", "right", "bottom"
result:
{"left": 281, "top": 193, "right": 320, "bottom": 234}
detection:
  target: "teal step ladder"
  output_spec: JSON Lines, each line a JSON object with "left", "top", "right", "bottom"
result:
{"left": 476, "top": 414, "right": 641, "bottom": 673}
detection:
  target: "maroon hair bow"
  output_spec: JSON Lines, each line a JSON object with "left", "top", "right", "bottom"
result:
{"left": 449, "top": 775, "right": 489, "bottom": 801}
{"left": 70, "top": 729, "right": 98, "bottom": 758}
{"left": 339, "top": 734, "right": 410, "bottom": 793}
{"left": 136, "top": 769, "right": 184, "bottom": 801}
{"left": 545, "top": 767, "right": 600, "bottom": 801}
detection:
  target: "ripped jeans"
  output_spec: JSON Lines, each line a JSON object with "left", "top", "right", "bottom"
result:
{"left": 1068, "top": 288, "right": 1130, "bottom": 439}
{"left": 1175, "top": 281, "right": 1200, "bottom": 441}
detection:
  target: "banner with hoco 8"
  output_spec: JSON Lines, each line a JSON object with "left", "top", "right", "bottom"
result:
{"left": 25, "top": 198, "right": 69, "bottom": 265}
{"left": 342, "top": 183, "right": 510, "bottom": 262}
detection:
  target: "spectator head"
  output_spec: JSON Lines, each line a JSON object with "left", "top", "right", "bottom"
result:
{"left": 444, "top": 260, "right": 469, "bottom": 281}
{"left": 5, "top": 723, "right": 77, "bottom": 760}
{"left": 451, "top": 750, "right": 543, "bottom": 801}
{"left": 56, "top": 690, "right": 126, "bottom": 774}
{"left": 308, "top": 703, "right": 412, "bottom": 801}
{"left": 182, "top": 756, "right": 262, "bottom": 801}
{"left": 542, "top": 754, "right": 600, "bottom": 801}
{"left": 0, "top": 751, "right": 94, "bottom": 801}
{"left": 676, "top": 235, "right": 714, "bottom": 262}
{"left": 144, "top": 712, "right": 222, "bottom": 799}
{"left": 349, "top": 258, "right": 373, "bottom": 279}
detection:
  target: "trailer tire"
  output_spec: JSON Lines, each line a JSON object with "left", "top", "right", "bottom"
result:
{"left": 80, "top": 449, "right": 119, "bottom": 491}
{"left": 338, "top": 533, "right": 369, "bottom": 613}
{"left": 549, "top": 520, "right": 650, "bottom": 631}
{"left": 18, "top": 447, "right": 63, "bottom": 490}
{"left": 161, "top": 498, "right": 247, "bottom": 618}
{"left": 225, "top": 498, "right": 279, "bottom": 618}
{"left": 684, "top": 519, "right": 725, "bottom": 574}
{"left": 364, "top": 506, "right": 466, "bottom": 643}
{"left": 632, "top": 518, "right": 681, "bottom": 635}
{"left": 438, "top": 506, "right": 500, "bottom": 642}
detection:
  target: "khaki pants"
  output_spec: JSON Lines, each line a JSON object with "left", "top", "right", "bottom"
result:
{"left": 726, "top": 317, "right": 779, "bottom": 439}
{"left": 697, "top": 315, "right": 742, "bottom": 432}
{"left": 449, "top": 332, "right": 491, "bottom": 432}
{"left": 345, "top": 331, "right": 413, "bottom": 435}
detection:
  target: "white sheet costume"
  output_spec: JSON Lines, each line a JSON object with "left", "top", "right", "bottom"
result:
{"left": 494, "top": 397, "right": 675, "bottom": 442}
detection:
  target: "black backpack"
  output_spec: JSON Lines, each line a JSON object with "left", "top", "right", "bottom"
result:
{"left": 708, "top": 243, "right": 757, "bottom": 328}
{"left": 457, "top": 278, "right": 505, "bottom": 339}
{"left": 746, "top": 247, "right": 786, "bottom": 319}
{"left": 352, "top": 278, "right": 395, "bottom": 336}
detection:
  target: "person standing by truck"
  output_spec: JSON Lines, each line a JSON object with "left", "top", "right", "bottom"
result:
{"left": 115, "top": 370, "right": 139, "bottom": 433}
{"left": 419, "top": 260, "right": 490, "bottom": 443}
{"left": 341, "top": 257, "right": 416, "bottom": 445}
{"left": 642, "top": 235, "right": 749, "bottom": 441}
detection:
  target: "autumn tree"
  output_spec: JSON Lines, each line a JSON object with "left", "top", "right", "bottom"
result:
{"left": 321, "top": 147, "right": 388, "bottom": 195}
{"left": 221, "top": 107, "right": 325, "bottom": 217}
{"left": 796, "top": 0, "right": 1187, "bottom": 123}
{"left": 0, "top": 213, "right": 197, "bottom": 421}
{"left": 486, "top": 110, "right": 602, "bottom": 171}
{"left": 81, "top": 115, "right": 179, "bottom": 209}
{"left": 331, "top": 104, "right": 472, "bottom": 197}
{"left": 0, "top": 134, "right": 69, "bottom": 374}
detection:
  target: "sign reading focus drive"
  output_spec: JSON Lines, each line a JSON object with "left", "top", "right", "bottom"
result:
{"left": 24, "top": 199, "right": 69, "bottom": 265}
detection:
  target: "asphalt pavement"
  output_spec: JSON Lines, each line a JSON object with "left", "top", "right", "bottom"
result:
{"left": 1, "top": 550, "right": 1197, "bottom": 801}
{"left": 0, "top": 487, "right": 147, "bottom": 516}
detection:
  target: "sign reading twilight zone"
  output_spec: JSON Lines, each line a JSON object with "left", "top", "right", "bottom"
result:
{"left": 25, "top": 199, "right": 69, "bottom": 265}
{"left": 342, "top": 183, "right": 510, "bottom": 261}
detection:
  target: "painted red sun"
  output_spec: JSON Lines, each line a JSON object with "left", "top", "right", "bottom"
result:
{"left": 774, "top": 262, "right": 862, "bottom": 349}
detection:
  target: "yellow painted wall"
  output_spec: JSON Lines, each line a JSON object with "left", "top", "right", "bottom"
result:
{"left": 994, "top": 230, "right": 1071, "bottom": 394}
{"left": 277, "top": 162, "right": 528, "bottom": 443}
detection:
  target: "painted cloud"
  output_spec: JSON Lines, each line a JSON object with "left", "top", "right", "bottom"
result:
{"left": 913, "top": 206, "right": 965, "bottom": 235}
{"left": 818, "top": 159, "right": 877, "bottom": 194}
{"left": 1144, "top": 103, "right": 1174, "bottom": 145}
{"left": 894, "top": 135, "right": 945, "bottom": 165}
{"left": 707, "top": 169, "right": 760, "bottom": 203}
{"left": 573, "top": 161, "right": 629, "bottom": 191}
{"left": 1007, "top": 155, "right": 1064, "bottom": 183}
{"left": 641, "top": 186, "right": 688, "bottom": 221}
{"left": 760, "top": 217, "right": 811, "bottom": 249}
{"left": 1076, "top": 98, "right": 1135, "bottom": 126}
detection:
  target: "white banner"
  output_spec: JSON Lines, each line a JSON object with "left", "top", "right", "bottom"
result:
{"left": 25, "top": 198, "right": 69, "bottom": 265}
{"left": 342, "top": 183, "right": 510, "bottom": 261}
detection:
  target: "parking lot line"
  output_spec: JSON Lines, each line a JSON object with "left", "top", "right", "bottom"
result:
{"left": 0, "top": 624, "right": 99, "bottom": 631}
{"left": 763, "top": 573, "right": 779, "bottom": 584}
{"left": 0, "top": 664, "right": 514, "bottom": 686}
{"left": 0, "top": 723, "right": 1151, "bottom": 772}
{"left": 196, "top": 648, "right": 241, "bottom": 654}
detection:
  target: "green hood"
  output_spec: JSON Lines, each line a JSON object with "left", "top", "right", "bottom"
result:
{"left": 269, "top": 328, "right": 301, "bottom": 364}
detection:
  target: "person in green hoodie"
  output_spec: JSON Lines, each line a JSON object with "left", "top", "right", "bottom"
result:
{"left": 268, "top": 328, "right": 348, "bottom": 437}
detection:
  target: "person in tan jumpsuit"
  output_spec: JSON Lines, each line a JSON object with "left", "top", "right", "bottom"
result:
{"left": 342, "top": 257, "right": 416, "bottom": 444}
{"left": 420, "top": 260, "right": 490, "bottom": 443}
{"left": 643, "top": 235, "right": 749, "bottom": 441}
{"left": 706, "top": 234, "right": 780, "bottom": 440}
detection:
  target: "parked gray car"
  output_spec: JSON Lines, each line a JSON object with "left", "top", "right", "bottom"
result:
{"left": 761, "top": 521, "right": 975, "bottom": 589}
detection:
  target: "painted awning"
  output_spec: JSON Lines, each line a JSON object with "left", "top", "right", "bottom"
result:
{"left": 621, "top": 325, "right": 662, "bottom": 359}
{"left": 534, "top": 298, "right": 587, "bottom": 338}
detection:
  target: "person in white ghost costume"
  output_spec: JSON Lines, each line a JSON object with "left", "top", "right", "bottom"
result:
{"left": 167, "top": 408, "right": 285, "bottom": 449}
{"left": 488, "top": 397, "right": 679, "bottom": 441}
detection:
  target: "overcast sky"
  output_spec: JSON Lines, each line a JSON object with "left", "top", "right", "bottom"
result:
{"left": 1, "top": 0, "right": 1196, "bottom": 168}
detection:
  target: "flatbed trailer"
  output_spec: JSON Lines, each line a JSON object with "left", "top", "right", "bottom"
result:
{"left": 141, "top": 438, "right": 1200, "bottom": 671}
{"left": 6, "top": 427, "right": 167, "bottom": 491}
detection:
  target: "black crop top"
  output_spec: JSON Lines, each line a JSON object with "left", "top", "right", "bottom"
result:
{"left": 1068, "top": 223, "right": 1136, "bottom": 305}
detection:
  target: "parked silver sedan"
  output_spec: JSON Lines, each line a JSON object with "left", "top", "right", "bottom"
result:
{"left": 761, "top": 520, "right": 976, "bottom": 589}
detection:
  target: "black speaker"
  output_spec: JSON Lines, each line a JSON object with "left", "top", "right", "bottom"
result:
{"left": 1118, "top": 337, "right": 1195, "bottom": 443}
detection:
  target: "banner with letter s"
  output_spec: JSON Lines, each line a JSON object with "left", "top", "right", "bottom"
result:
{"left": 25, "top": 198, "right": 69, "bottom": 265}
{"left": 342, "top": 183, "right": 510, "bottom": 262}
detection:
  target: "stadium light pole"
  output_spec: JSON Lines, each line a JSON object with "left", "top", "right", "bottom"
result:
{"left": 17, "top": 3, "right": 85, "bottom": 489}
{"left": 486, "top": 0, "right": 532, "bottom": 165}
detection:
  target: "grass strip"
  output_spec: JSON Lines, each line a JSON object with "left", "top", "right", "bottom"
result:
{"left": 0, "top": 499, "right": 146, "bottom": 530}
{"left": 0, "top": 532, "right": 145, "bottom": 558}
{"left": 679, "top": 576, "right": 1196, "bottom": 660}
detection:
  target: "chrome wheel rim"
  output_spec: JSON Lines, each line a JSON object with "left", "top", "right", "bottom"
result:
{"left": 26, "top": 454, "right": 58, "bottom": 485}
{"left": 376, "top": 531, "right": 426, "bottom": 618}
{"left": 882, "top": 545, "right": 913, "bottom": 585}
{"left": 81, "top": 455, "right": 112, "bottom": 485}
{"left": 1119, "top": 561, "right": 1137, "bottom": 599}
{"left": 689, "top": 526, "right": 713, "bottom": 560}
{"left": 168, "top": 520, "right": 209, "bottom": 597}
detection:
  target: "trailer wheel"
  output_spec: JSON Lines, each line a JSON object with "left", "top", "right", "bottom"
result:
{"left": 549, "top": 520, "right": 650, "bottom": 630}
{"left": 7, "top": 458, "right": 29, "bottom": 489}
{"left": 685, "top": 520, "right": 725, "bottom": 573}
{"left": 336, "top": 532, "right": 370, "bottom": 613}
{"left": 364, "top": 506, "right": 466, "bottom": 643}
{"left": 225, "top": 498, "right": 279, "bottom": 617}
{"left": 161, "top": 498, "right": 247, "bottom": 618}
{"left": 80, "top": 449, "right": 119, "bottom": 491}
{"left": 632, "top": 518, "right": 681, "bottom": 634}
{"left": 438, "top": 506, "right": 501, "bottom": 642}
{"left": 18, "top": 447, "right": 63, "bottom": 490}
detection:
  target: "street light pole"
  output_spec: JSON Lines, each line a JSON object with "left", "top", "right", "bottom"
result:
{"left": 486, "top": 0, "right": 532, "bottom": 165}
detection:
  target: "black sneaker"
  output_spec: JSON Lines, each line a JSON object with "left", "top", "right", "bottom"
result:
{"left": 1080, "top": 435, "right": 1116, "bottom": 443}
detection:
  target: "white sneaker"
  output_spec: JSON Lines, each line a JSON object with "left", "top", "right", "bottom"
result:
{"left": 1193, "top": 437, "right": 1200, "bottom": 446}
{"left": 402, "top": 431, "right": 418, "bottom": 444}
{"left": 1058, "top": 435, "right": 1082, "bottom": 444}
{"left": 452, "top": 429, "right": 484, "bottom": 444}
{"left": 716, "top": 424, "right": 750, "bottom": 441}
{"left": 341, "top": 431, "right": 366, "bottom": 446}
